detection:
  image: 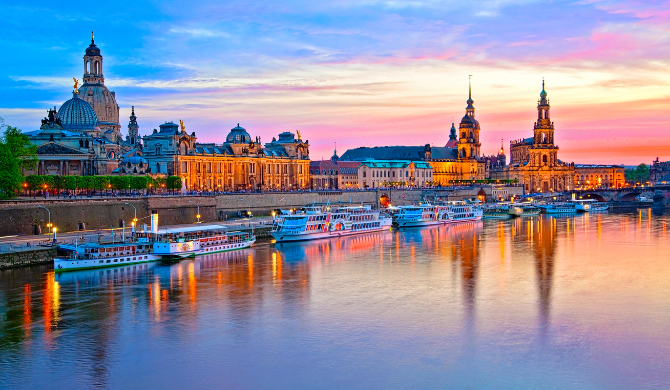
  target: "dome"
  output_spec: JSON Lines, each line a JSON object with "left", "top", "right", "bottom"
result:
{"left": 58, "top": 92, "right": 99, "bottom": 130}
{"left": 226, "top": 123, "right": 251, "bottom": 144}
{"left": 86, "top": 38, "right": 100, "bottom": 56}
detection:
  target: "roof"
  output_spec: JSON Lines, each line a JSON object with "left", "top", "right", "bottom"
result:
{"left": 36, "top": 142, "right": 89, "bottom": 156}
{"left": 359, "top": 160, "right": 432, "bottom": 169}
{"left": 336, "top": 161, "right": 361, "bottom": 174}
{"left": 340, "top": 145, "right": 458, "bottom": 161}
{"left": 155, "top": 224, "right": 228, "bottom": 234}
{"left": 58, "top": 92, "right": 98, "bottom": 130}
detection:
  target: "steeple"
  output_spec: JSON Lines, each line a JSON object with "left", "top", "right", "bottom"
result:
{"left": 84, "top": 32, "right": 103, "bottom": 85}
{"left": 465, "top": 75, "right": 475, "bottom": 117}
{"left": 449, "top": 122, "right": 457, "bottom": 142}
{"left": 126, "top": 106, "right": 140, "bottom": 148}
{"left": 331, "top": 142, "right": 339, "bottom": 162}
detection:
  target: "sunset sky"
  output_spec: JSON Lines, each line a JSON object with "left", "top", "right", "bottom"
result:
{"left": 1, "top": 0, "right": 669, "bottom": 164}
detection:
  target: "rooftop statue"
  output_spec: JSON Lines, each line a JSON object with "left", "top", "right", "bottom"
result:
{"left": 296, "top": 130, "right": 302, "bottom": 140}
{"left": 73, "top": 77, "right": 79, "bottom": 93}
{"left": 179, "top": 119, "right": 185, "bottom": 133}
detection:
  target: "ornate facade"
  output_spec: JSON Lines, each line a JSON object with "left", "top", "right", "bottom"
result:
{"left": 142, "top": 123, "right": 310, "bottom": 191}
{"left": 574, "top": 164, "right": 625, "bottom": 189}
{"left": 493, "top": 81, "right": 574, "bottom": 192}
{"left": 339, "top": 82, "right": 486, "bottom": 184}
{"left": 25, "top": 35, "right": 141, "bottom": 176}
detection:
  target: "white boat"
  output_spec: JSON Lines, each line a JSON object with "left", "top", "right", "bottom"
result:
{"left": 393, "top": 201, "right": 482, "bottom": 227}
{"left": 55, "top": 215, "right": 255, "bottom": 272}
{"left": 271, "top": 205, "right": 393, "bottom": 242}
{"left": 637, "top": 195, "right": 653, "bottom": 203}
{"left": 536, "top": 202, "right": 577, "bottom": 214}
{"left": 482, "top": 203, "right": 512, "bottom": 220}
{"left": 393, "top": 203, "right": 449, "bottom": 227}
{"left": 508, "top": 203, "right": 541, "bottom": 217}
{"left": 569, "top": 199, "right": 610, "bottom": 212}
{"left": 443, "top": 201, "right": 483, "bottom": 223}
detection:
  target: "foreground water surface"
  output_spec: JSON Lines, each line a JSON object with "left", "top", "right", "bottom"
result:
{"left": 1, "top": 210, "right": 670, "bottom": 389}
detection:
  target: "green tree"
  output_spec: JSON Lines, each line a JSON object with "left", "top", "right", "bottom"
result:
{"left": 2, "top": 126, "right": 37, "bottom": 171}
{"left": 26, "top": 175, "right": 44, "bottom": 192}
{"left": 166, "top": 176, "right": 182, "bottom": 194}
{"left": 0, "top": 144, "right": 21, "bottom": 198}
{"left": 131, "top": 176, "right": 148, "bottom": 191}
{"left": 63, "top": 176, "right": 78, "bottom": 192}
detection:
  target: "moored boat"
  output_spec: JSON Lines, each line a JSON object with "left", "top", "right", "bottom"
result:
{"left": 569, "top": 199, "right": 610, "bottom": 212}
{"left": 55, "top": 215, "right": 255, "bottom": 272}
{"left": 508, "top": 204, "right": 541, "bottom": 217}
{"left": 271, "top": 205, "right": 392, "bottom": 242}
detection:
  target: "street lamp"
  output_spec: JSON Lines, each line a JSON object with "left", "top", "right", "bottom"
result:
{"left": 124, "top": 202, "right": 138, "bottom": 234}
{"left": 38, "top": 205, "right": 52, "bottom": 234}
{"left": 240, "top": 198, "right": 252, "bottom": 218}
{"left": 52, "top": 227, "right": 57, "bottom": 243}
{"left": 189, "top": 200, "right": 201, "bottom": 223}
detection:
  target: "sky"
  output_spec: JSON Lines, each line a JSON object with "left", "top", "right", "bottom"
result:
{"left": 0, "top": 0, "right": 669, "bottom": 164}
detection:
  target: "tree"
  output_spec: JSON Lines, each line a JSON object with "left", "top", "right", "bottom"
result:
{"left": 625, "top": 164, "right": 650, "bottom": 184}
{"left": 0, "top": 144, "right": 21, "bottom": 198}
{"left": 63, "top": 176, "right": 78, "bottom": 192}
{"left": 166, "top": 176, "right": 182, "bottom": 194}
{"left": 2, "top": 126, "right": 37, "bottom": 171}
{"left": 131, "top": 176, "right": 148, "bottom": 191}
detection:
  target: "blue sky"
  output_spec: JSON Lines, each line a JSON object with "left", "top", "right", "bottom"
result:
{"left": 2, "top": 0, "right": 669, "bottom": 163}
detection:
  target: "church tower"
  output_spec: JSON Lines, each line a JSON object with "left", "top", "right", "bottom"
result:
{"left": 126, "top": 106, "right": 141, "bottom": 149}
{"left": 457, "top": 77, "right": 481, "bottom": 160}
{"left": 529, "top": 80, "right": 558, "bottom": 168}
{"left": 79, "top": 32, "right": 121, "bottom": 136}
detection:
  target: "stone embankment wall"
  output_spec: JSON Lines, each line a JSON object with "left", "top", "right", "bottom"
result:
{"left": 0, "top": 186, "right": 524, "bottom": 236}
{"left": 0, "top": 247, "right": 57, "bottom": 269}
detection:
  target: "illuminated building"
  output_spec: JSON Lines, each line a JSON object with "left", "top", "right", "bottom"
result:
{"left": 143, "top": 123, "right": 310, "bottom": 191}
{"left": 339, "top": 81, "right": 487, "bottom": 185}
{"left": 574, "top": 164, "right": 625, "bottom": 189}
{"left": 494, "top": 81, "right": 575, "bottom": 193}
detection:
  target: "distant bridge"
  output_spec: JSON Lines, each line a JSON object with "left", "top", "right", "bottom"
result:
{"left": 571, "top": 186, "right": 670, "bottom": 206}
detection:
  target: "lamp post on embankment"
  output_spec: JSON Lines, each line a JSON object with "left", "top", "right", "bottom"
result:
{"left": 189, "top": 200, "right": 201, "bottom": 223}
{"left": 37, "top": 205, "right": 52, "bottom": 234}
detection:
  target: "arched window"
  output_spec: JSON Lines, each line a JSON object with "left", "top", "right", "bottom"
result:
{"left": 180, "top": 142, "right": 187, "bottom": 155}
{"left": 542, "top": 155, "right": 548, "bottom": 165}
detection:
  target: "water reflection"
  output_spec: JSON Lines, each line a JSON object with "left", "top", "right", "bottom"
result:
{"left": 1, "top": 213, "right": 670, "bottom": 389}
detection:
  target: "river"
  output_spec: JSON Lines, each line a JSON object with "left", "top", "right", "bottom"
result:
{"left": 1, "top": 210, "right": 669, "bottom": 389}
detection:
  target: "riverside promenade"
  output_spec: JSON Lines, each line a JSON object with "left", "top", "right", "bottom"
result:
{"left": 0, "top": 187, "right": 524, "bottom": 237}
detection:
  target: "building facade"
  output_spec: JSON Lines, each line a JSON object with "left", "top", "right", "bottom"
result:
{"left": 496, "top": 81, "right": 575, "bottom": 193}
{"left": 339, "top": 83, "right": 486, "bottom": 185}
{"left": 24, "top": 35, "right": 142, "bottom": 176}
{"left": 142, "top": 123, "right": 310, "bottom": 191}
{"left": 574, "top": 164, "right": 625, "bottom": 189}
{"left": 358, "top": 160, "right": 433, "bottom": 188}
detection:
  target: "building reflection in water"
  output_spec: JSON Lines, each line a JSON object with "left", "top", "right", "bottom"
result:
{"left": 512, "top": 216, "right": 557, "bottom": 338}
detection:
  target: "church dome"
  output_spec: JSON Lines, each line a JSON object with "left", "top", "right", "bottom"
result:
{"left": 86, "top": 38, "right": 100, "bottom": 56}
{"left": 58, "top": 92, "right": 99, "bottom": 130}
{"left": 226, "top": 124, "right": 251, "bottom": 144}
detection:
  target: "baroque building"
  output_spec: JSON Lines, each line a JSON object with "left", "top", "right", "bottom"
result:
{"left": 142, "top": 123, "right": 310, "bottom": 191}
{"left": 339, "top": 81, "right": 486, "bottom": 185}
{"left": 494, "top": 81, "right": 575, "bottom": 193}
{"left": 24, "top": 34, "right": 141, "bottom": 176}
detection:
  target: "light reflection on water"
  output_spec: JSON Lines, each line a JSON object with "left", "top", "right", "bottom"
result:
{"left": 1, "top": 211, "right": 670, "bottom": 389}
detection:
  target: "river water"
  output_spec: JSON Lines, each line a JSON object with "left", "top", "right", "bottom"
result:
{"left": 1, "top": 210, "right": 669, "bottom": 389}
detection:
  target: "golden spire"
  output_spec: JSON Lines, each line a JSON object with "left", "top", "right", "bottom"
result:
{"left": 91, "top": 31, "right": 94, "bottom": 41}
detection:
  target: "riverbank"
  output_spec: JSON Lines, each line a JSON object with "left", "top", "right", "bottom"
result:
{"left": 0, "top": 225, "right": 274, "bottom": 270}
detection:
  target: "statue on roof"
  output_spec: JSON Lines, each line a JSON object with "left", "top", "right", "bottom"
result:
{"left": 296, "top": 130, "right": 302, "bottom": 140}
{"left": 179, "top": 119, "right": 185, "bottom": 133}
{"left": 73, "top": 77, "right": 80, "bottom": 93}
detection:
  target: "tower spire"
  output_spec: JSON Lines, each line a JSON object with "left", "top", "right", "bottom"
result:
{"left": 469, "top": 74, "right": 472, "bottom": 100}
